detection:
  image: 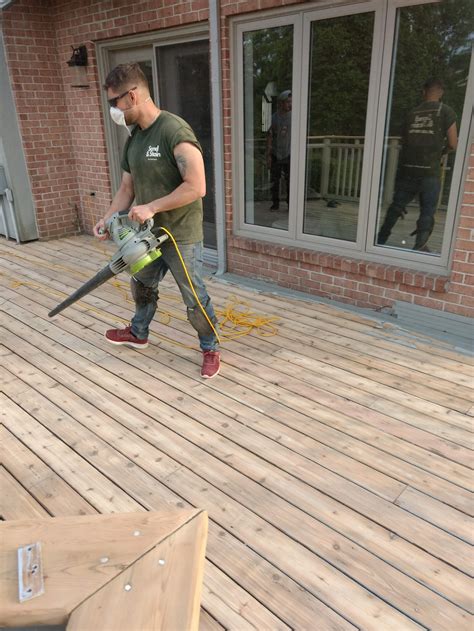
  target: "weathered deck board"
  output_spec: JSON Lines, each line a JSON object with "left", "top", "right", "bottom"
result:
{"left": 27, "top": 233, "right": 474, "bottom": 376}
{"left": 0, "top": 465, "right": 49, "bottom": 520}
{"left": 1, "top": 292, "right": 469, "bottom": 520}
{"left": 2, "top": 300, "right": 472, "bottom": 519}
{"left": 0, "top": 330, "right": 471, "bottom": 607}
{"left": 2, "top": 240, "right": 471, "bottom": 430}
{"left": 0, "top": 235, "right": 473, "bottom": 630}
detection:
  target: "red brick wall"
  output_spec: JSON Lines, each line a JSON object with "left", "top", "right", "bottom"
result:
{"left": 2, "top": 0, "right": 80, "bottom": 239}
{"left": 2, "top": 0, "right": 212, "bottom": 239}
{"left": 2, "top": 0, "right": 473, "bottom": 317}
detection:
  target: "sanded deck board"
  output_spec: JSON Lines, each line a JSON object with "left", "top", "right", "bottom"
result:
{"left": 26, "top": 235, "right": 474, "bottom": 369}
{"left": 9, "top": 290, "right": 468, "bottom": 479}
{"left": 0, "top": 330, "right": 474, "bottom": 612}
{"left": 0, "top": 298, "right": 471, "bottom": 524}
{"left": 0, "top": 335, "right": 471, "bottom": 609}
{"left": 0, "top": 398, "right": 378, "bottom": 628}
{"left": 0, "top": 235, "right": 473, "bottom": 630}
{"left": 0, "top": 384, "right": 348, "bottom": 629}
{"left": 0, "top": 465, "right": 49, "bottom": 520}
{"left": 0, "top": 260, "right": 470, "bottom": 462}
{"left": 1, "top": 246, "right": 472, "bottom": 427}
{"left": 0, "top": 381, "right": 470, "bottom": 628}
{"left": 0, "top": 408, "right": 300, "bottom": 630}
{"left": 21, "top": 235, "right": 474, "bottom": 378}
{"left": 0, "top": 425, "right": 97, "bottom": 517}
{"left": 3, "top": 264, "right": 471, "bottom": 442}
{"left": 2, "top": 236, "right": 472, "bottom": 378}
{"left": 394, "top": 486, "right": 473, "bottom": 544}
{"left": 2, "top": 297, "right": 472, "bottom": 509}
{"left": 1, "top": 246, "right": 472, "bottom": 416}
{"left": 0, "top": 340, "right": 470, "bottom": 596}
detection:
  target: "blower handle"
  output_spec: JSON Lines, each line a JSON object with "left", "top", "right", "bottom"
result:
{"left": 109, "top": 209, "right": 154, "bottom": 232}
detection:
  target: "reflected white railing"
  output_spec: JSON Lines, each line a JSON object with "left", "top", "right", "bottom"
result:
{"left": 246, "top": 135, "right": 451, "bottom": 208}
{"left": 307, "top": 136, "right": 365, "bottom": 202}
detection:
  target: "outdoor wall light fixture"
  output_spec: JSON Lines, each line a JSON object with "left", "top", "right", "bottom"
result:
{"left": 67, "top": 45, "right": 88, "bottom": 67}
{"left": 67, "top": 45, "right": 89, "bottom": 88}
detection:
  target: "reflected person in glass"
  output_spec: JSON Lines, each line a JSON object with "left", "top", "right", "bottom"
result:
{"left": 266, "top": 90, "right": 292, "bottom": 211}
{"left": 377, "top": 78, "right": 458, "bottom": 252}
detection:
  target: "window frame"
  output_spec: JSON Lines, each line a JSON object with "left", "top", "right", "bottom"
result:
{"left": 295, "top": 1, "right": 382, "bottom": 252}
{"left": 231, "top": 0, "right": 473, "bottom": 274}
{"left": 232, "top": 13, "right": 303, "bottom": 241}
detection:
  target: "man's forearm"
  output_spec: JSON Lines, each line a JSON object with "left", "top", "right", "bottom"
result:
{"left": 149, "top": 182, "right": 203, "bottom": 215}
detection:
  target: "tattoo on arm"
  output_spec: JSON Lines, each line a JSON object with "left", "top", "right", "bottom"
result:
{"left": 176, "top": 154, "right": 187, "bottom": 179}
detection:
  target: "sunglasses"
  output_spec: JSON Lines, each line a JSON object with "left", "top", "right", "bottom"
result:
{"left": 108, "top": 86, "right": 137, "bottom": 108}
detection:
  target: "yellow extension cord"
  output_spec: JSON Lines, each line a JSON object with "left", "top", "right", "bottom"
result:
{"left": 159, "top": 226, "right": 221, "bottom": 344}
{"left": 4, "top": 230, "right": 279, "bottom": 349}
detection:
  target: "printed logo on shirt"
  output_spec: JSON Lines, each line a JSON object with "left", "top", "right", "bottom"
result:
{"left": 146, "top": 145, "right": 161, "bottom": 159}
{"left": 409, "top": 115, "right": 435, "bottom": 136}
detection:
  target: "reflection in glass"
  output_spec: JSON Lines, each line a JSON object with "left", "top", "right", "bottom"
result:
{"left": 303, "top": 12, "right": 374, "bottom": 242}
{"left": 156, "top": 42, "right": 216, "bottom": 249}
{"left": 375, "top": 1, "right": 473, "bottom": 255}
{"left": 243, "top": 26, "right": 293, "bottom": 230}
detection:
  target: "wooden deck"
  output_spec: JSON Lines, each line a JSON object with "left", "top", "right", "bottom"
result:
{"left": 0, "top": 234, "right": 472, "bottom": 631}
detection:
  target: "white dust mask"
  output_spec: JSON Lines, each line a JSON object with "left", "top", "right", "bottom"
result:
{"left": 110, "top": 106, "right": 132, "bottom": 136}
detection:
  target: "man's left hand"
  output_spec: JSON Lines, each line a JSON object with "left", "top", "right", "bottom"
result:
{"left": 128, "top": 203, "right": 155, "bottom": 223}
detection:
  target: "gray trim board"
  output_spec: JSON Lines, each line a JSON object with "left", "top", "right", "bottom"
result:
{"left": 218, "top": 272, "right": 473, "bottom": 355}
{"left": 394, "top": 300, "right": 473, "bottom": 352}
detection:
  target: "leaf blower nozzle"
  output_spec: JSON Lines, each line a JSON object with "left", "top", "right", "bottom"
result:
{"left": 48, "top": 210, "right": 168, "bottom": 318}
{"left": 48, "top": 265, "right": 116, "bottom": 317}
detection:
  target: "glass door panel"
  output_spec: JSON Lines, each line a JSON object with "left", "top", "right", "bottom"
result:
{"left": 303, "top": 12, "right": 374, "bottom": 242}
{"left": 242, "top": 25, "right": 294, "bottom": 231}
{"left": 156, "top": 40, "right": 216, "bottom": 249}
{"left": 375, "top": 1, "right": 473, "bottom": 255}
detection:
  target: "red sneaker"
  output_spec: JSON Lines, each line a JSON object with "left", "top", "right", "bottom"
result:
{"left": 201, "top": 350, "right": 220, "bottom": 379}
{"left": 105, "top": 325, "right": 148, "bottom": 349}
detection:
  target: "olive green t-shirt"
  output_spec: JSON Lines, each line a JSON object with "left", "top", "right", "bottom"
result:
{"left": 121, "top": 111, "right": 203, "bottom": 243}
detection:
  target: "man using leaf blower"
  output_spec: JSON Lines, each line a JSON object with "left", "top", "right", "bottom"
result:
{"left": 93, "top": 63, "right": 220, "bottom": 379}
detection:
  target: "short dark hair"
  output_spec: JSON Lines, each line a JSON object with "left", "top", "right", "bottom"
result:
{"left": 423, "top": 78, "right": 444, "bottom": 92}
{"left": 104, "top": 63, "right": 148, "bottom": 92}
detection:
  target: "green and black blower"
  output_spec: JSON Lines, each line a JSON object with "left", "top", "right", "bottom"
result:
{"left": 48, "top": 210, "right": 168, "bottom": 317}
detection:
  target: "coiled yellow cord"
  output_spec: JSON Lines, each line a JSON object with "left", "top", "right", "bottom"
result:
{"left": 154, "top": 229, "right": 280, "bottom": 342}
{"left": 217, "top": 295, "right": 279, "bottom": 340}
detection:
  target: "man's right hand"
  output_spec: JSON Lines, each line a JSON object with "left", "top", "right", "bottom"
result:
{"left": 93, "top": 218, "right": 109, "bottom": 240}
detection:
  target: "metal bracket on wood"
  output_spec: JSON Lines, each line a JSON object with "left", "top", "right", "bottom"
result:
{"left": 18, "top": 542, "right": 44, "bottom": 603}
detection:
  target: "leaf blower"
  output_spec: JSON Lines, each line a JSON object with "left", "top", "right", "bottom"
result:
{"left": 48, "top": 210, "right": 168, "bottom": 317}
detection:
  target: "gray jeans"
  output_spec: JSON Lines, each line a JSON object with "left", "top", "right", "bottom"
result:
{"left": 130, "top": 241, "right": 219, "bottom": 351}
